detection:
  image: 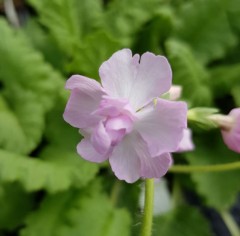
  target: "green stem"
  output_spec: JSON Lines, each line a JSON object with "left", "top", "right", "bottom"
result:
{"left": 141, "top": 178, "right": 154, "bottom": 236}
{"left": 220, "top": 211, "right": 240, "bottom": 236}
{"left": 169, "top": 161, "right": 240, "bottom": 173}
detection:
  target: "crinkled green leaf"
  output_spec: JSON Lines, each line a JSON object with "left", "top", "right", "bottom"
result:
{"left": 23, "top": 19, "right": 66, "bottom": 73}
{"left": 0, "top": 92, "right": 44, "bottom": 154}
{"left": 185, "top": 133, "right": 240, "bottom": 210}
{"left": 20, "top": 183, "right": 131, "bottom": 236}
{"left": 0, "top": 183, "right": 34, "bottom": 230}
{"left": 26, "top": 0, "right": 103, "bottom": 56}
{"left": 104, "top": 0, "right": 164, "bottom": 46}
{"left": 39, "top": 146, "right": 99, "bottom": 189}
{"left": 0, "top": 18, "right": 64, "bottom": 112}
{"left": 0, "top": 149, "right": 98, "bottom": 193}
{"left": 68, "top": 31, "right": 121, "bottom": 78}
{"left": 153, "top": 206, "right": 211, "bottom": 236}
{"left": 227, "top": 0, "right": 240, "bottom": 34}
{"left": 0, "top": 95, "right": 27, "bottom": 153}
{"left": 133, "top": 7, "right": 175, "bottom": 54}
{"left": 210, "top": 63, "right": 240, "bottom": 97}
{"left": 232, "top": 85, "right": 240, "bottom": 106}
{"left": 44, "top": 96, "right": 80, "bottom": 150}
{"left": 166, "top": 39, "right": 212, "bottom": 106}
{"left": 174, "top": 0, "right": 236, "bottom": 64}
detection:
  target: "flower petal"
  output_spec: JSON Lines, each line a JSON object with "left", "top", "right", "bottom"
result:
{"left": 109, "top": 132, "right": 141, "bottom": 183}
{"left": 221, "top": 108, "right": 240, "bottom": 153}
{"left": 140, "top": 153, "right": 172, "bottom": 179}
{"left": 99, "top": 49, "right": 172, "bottom": 111}
{"left": 135, "top": 98, "right": 187, "bottom": 156}
{"left": 176, "top": 128, "right": 195, "bottom": 152}
{"left": 77, "top": 138, "right": 110, "bottom": 163}
{"left": 63, "top": 75, "right": 106, "bottom": 128}
{"left": 129, "top": 52, "right": 172, "bottom": 110}
{"left": 91, "top": 122, "right": 111, "bottom": 155}
{"left": 99, "top": 49, "right": 139, "bottom": 104}
{"left": 109, "top": 131, "right": 172, "bottom": 183}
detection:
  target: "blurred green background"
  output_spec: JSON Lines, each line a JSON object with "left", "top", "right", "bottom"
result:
{"left": 0, "top": 0, "right": 240, "bottom": 235}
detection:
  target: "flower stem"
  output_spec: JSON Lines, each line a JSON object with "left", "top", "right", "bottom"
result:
{"left": 220, "top": 210, "right": 240, "bottom": 236}
{"left": 169, "top": 161, "right": 240, "bottom": 173}
{"left": 141, "top": 178, "right": 154, "bottom": 236}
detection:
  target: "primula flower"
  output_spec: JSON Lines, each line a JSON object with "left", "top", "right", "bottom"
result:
{"left": 210, "top": 108, "right": 240, "bottom": 153}
{"left": 63, "top": 49, "right": 187, "bottom": 183}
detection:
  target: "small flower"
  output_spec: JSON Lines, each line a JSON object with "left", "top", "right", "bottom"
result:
{"left": 210, "top": 108, "right": 240, "bottom": 153}
{"left": 63, "top": 49, "right": 187, "bottom": 183}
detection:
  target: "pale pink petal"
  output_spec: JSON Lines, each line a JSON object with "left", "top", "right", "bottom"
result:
{"left": 77, "top": 138, "right": 110, "bottom": 163}
{"left": 93, "top": 96, "right": 135, "bottom": 119}
{"left": 90, "top": 122, "right": 111, "bottom": 155}
{"left": 109, "top": 133, "right": 141, "bottom": 183}
{"left": 99, "top": 49, "right": 139, "bottom": 103}
{"left": 129, "top": 52, "right": 172, "bottom": 110}
{"left": 109, "top": 132, "right": 172, "bottom": 183}
{"left": 221, "top": 108, "right": 240, "bottom": 153}
{"left": 135, "top": 98, "right": 187, "bottom": 157}
{"left": 176, "top": 128, "right": 195, "bottom": 152}
{"left": 140, "top": 153, "right": 172, "bottom": 179}
{"left": 99, "top": 49, "right": 172, "bottom": 111}
{"left": 63, "top": 75, "right": 106, "bottom": 128}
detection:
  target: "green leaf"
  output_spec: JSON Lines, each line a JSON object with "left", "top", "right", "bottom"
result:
{"left": 166, "top": 39, "right": 212, "bottom": 106}
{"left": 226, "top": 0, "right": 240, "bottom": 34}
{"left": 44, "top": 96, "right": 80, "bottom": 150}
{"left": 68, "top": 31, "right": 121, "bottom": 79}
{"left": 232, "top": 85, "right": 240, "bottom": 106}
{"left": 153, "top": 206, "right": 211, "bottom": 236}
{"left": 133, "top": 7, "right": 175, "bottom": 54}
{"left": 26, "top": 0, "right": 103, "bottom": 56}
{"left": 0, "top": 93, "right": 44, "bottom": 154}
{"left": 39, "top": 146, "right": 99, "bottom": 189}
{"left": 0, "top": 18, "right": 64, "bottom": 112}
{"left": 174, "top": 0, "right": 236, "bottom": 64}
{"left": 0, "top": 183, "right": 34, "bottom": 230}
{"left": 20, "top": 183, "right": 131, "bottom": 236}
{"left": 0, "top": 149, "right": 98, "bottom": 193}
{"left": 104, "top": 0, "right": 164, "bottom": 46}
{"left": 23, "top": 19, "right": 66, "bottom": 73}
{"left": 185, "top": 133, "right": 240, "bottom": 210}
{"left": 210, "top": 63, "right": 240, "bottom": 97}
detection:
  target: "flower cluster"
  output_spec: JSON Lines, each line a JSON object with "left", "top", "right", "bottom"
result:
{"left": 63, "top": 49, "right": 187, "bottom": 182}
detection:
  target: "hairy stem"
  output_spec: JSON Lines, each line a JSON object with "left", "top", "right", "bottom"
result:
{"left": 141, "top": 178, "right": 154, "bottom": 236}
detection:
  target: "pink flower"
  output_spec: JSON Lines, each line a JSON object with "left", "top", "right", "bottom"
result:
{"left": 215, "top": 108, "right": 240, "bottom": 153}
{"left": 63, "top": 49, "right": 187, "bottom": 183}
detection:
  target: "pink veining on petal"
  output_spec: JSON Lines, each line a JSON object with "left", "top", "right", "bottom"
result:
{"left": 63, "top": 75, "right": 106, "bottom": 128}
{"left": 221, "top": 108, "right": 240, "bottom": 153}
{"left": 109, "top": 132, "right": 173, "bottom": 183}
{"left": 135, "top": 98, "right": 187, "bottom": 157}
{"left": 77, "top": 138, "right": 111, "bottom": 163}
{"left": 176, "top": 128, "right": 195, "bottom": 152}
{"left": 100, "top": 49, "right": 172, "bottom": 111}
